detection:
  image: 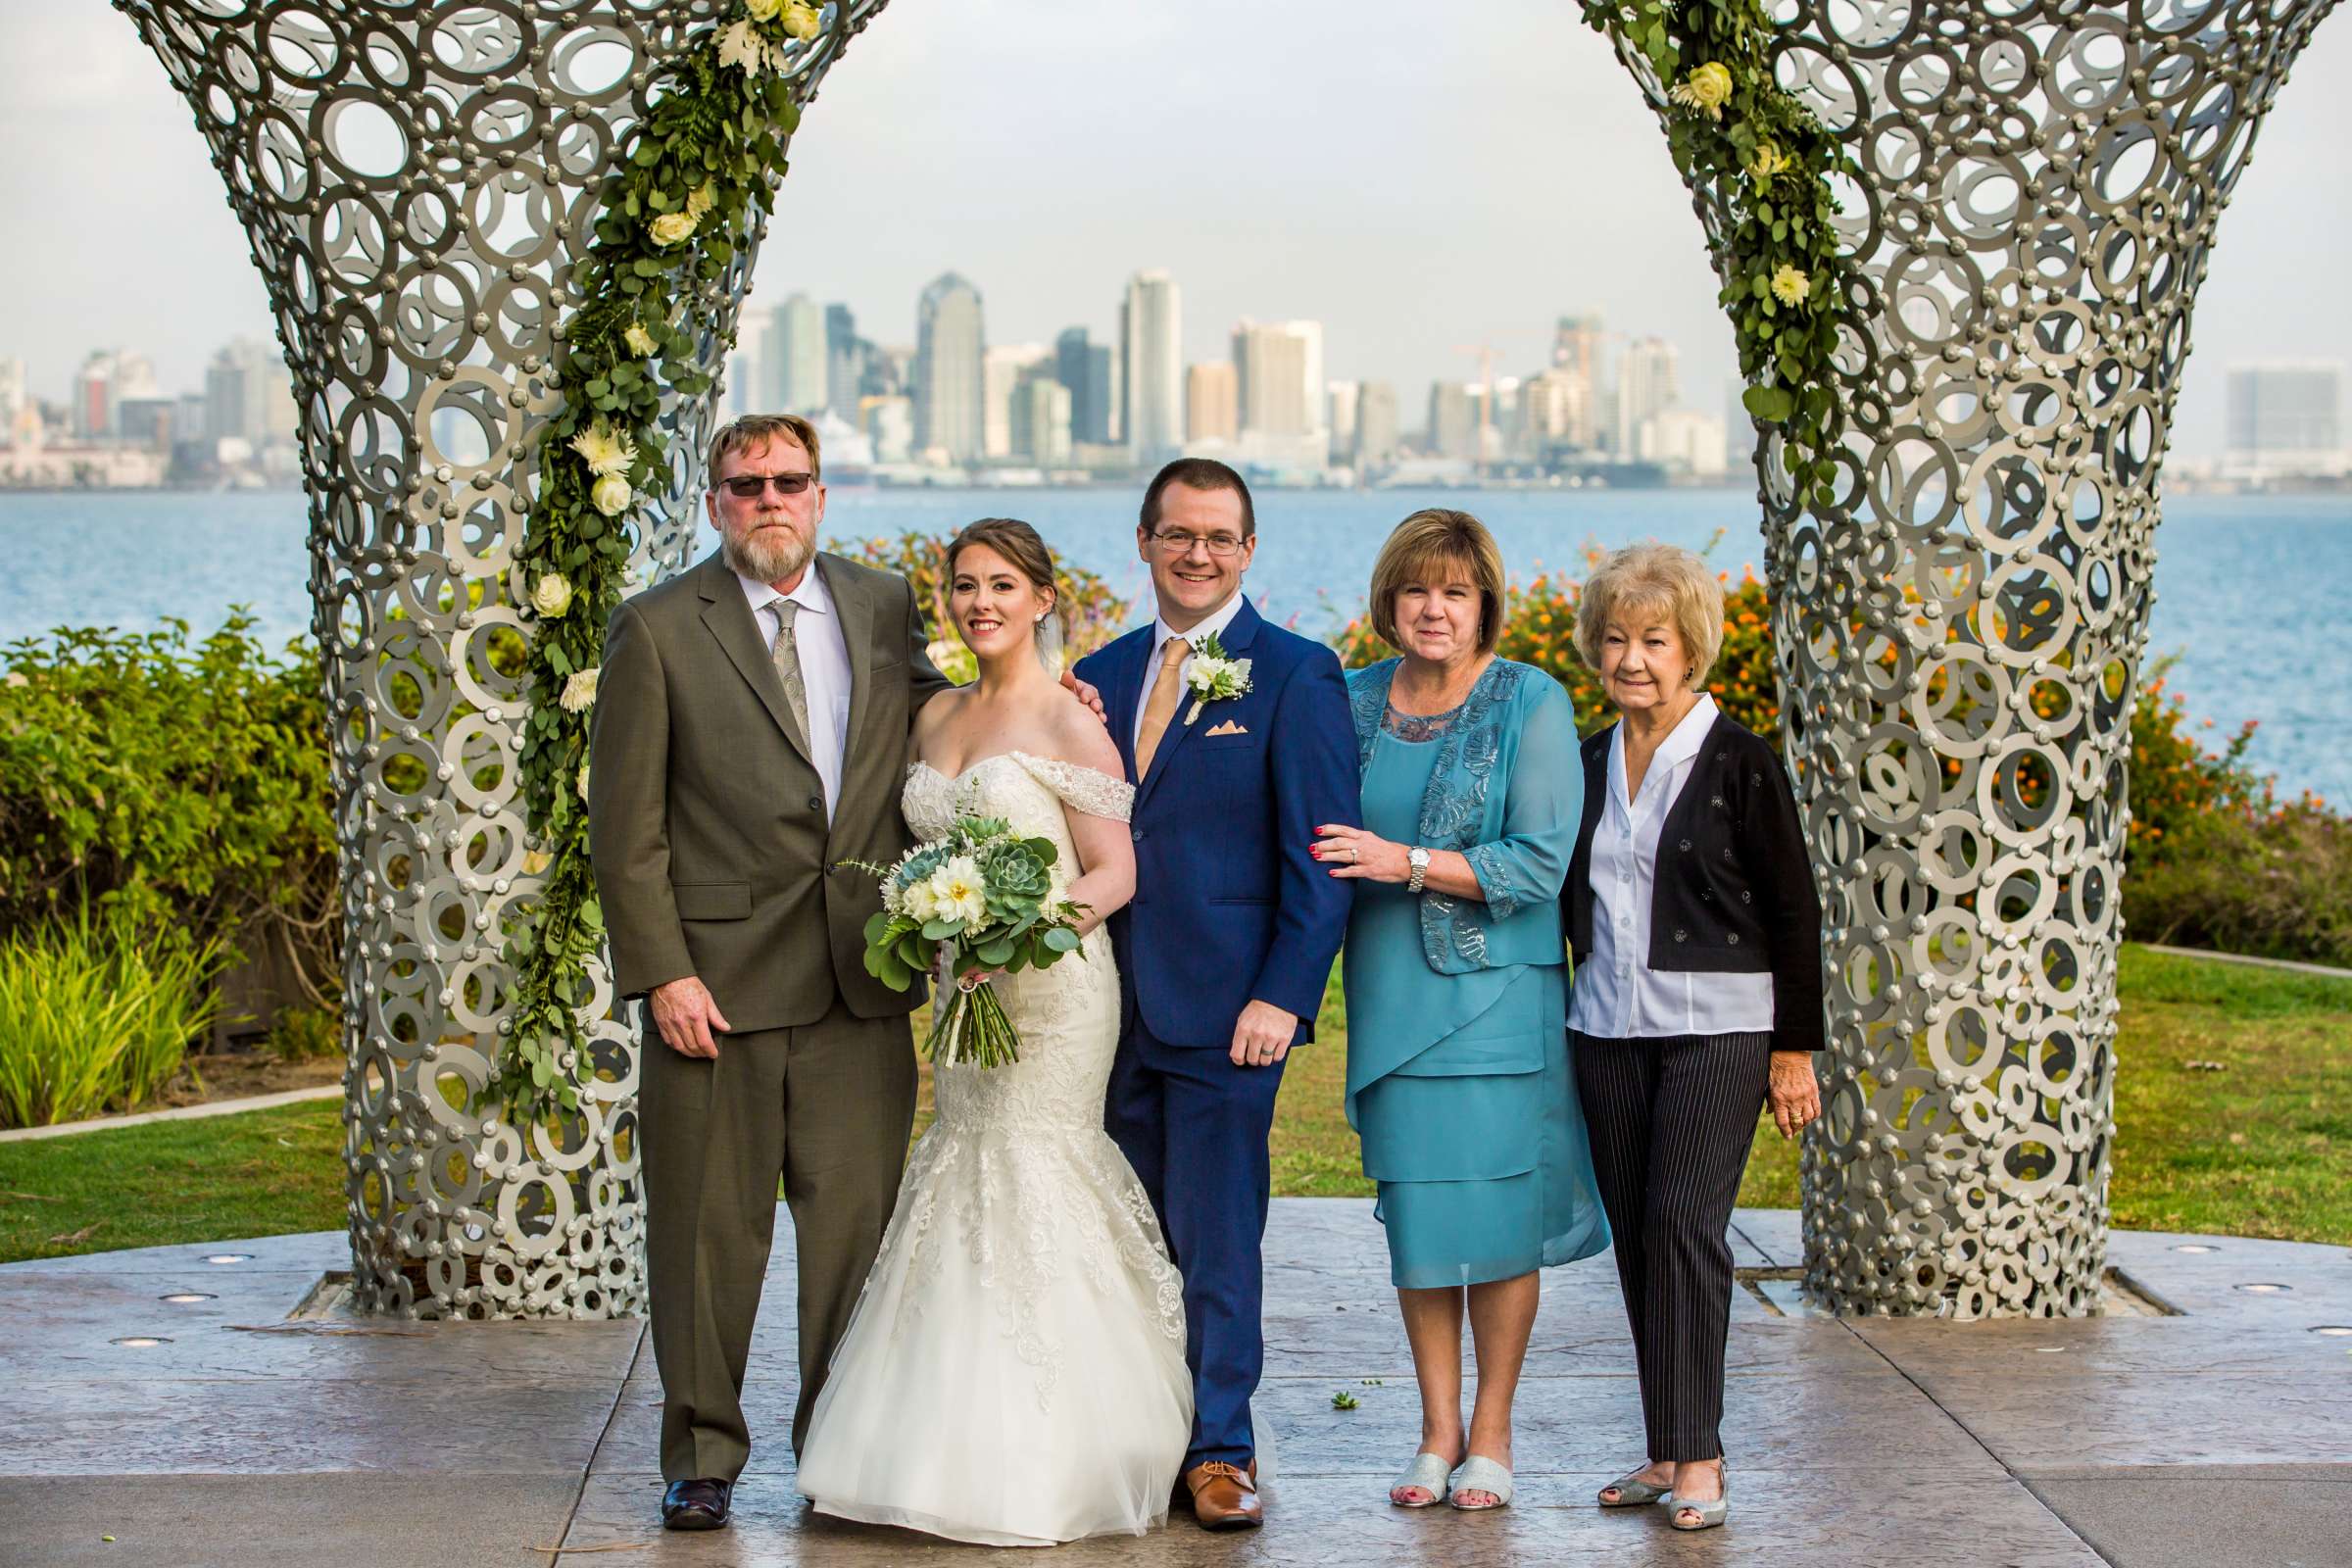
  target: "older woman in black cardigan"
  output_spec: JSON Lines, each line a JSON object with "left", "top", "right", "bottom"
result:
{"left": 1564, "top": 543, "right": 1824, "bottom": 1533}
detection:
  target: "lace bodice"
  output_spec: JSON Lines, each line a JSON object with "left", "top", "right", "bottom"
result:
{"left": 835, "top": 751, "right": 1180, "bottom": 1419}
{"left": 898, "top": 752, "right": 1132, "bottom": 1139}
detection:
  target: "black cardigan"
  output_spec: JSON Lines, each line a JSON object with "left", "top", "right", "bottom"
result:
{"left": 1562, "top": 711, "right": 1826, "bottom": 1054}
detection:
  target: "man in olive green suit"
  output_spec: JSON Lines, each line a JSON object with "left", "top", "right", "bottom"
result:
{"left": 588, "top": 414, "right": 951, "bottom": 1532}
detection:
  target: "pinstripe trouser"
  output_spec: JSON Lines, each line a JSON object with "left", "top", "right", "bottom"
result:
{"left": 1570, "top": 1029, "right": 1772, "bottom": 1462}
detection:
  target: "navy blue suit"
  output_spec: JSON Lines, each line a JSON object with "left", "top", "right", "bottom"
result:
{"left": 1074, "top": 596, "right": 1360, "bottom": 1470}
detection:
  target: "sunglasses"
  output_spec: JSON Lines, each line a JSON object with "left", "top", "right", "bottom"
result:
{"left": 718, "top": 472, "right": 817, "bottom": 499}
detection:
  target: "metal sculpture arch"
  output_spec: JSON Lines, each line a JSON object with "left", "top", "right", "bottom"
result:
{"left": 120, "top": 0, "right": 885, "bottom": 1317}
{"left": 1609, "top": 0, "right": 2335, "bottom": 1314}
{"left": 118, "top": 0, "right": 2329, "bottom": 1318}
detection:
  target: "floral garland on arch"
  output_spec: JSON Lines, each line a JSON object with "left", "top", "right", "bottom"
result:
{"left": 490, "top": 0, "right": 826, "bottom": 1125}
{"left": 1575, "top": 0, "right": 1858, "bottom": 508}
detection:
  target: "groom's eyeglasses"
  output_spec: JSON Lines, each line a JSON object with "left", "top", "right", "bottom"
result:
{"left": 718, "top": 472, "right": 817, "bottom": 499}
{"left": 1150, "top": 528, "right": 1247, "bottom": 559}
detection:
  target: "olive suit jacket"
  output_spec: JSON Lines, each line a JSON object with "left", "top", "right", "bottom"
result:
{"left": 588, "top": 550, "right": 952, "bottom": 1031}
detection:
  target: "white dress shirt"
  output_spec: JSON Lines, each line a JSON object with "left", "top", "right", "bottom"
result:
{"left": 1568, "top": 694, "right": 1776, "bottom": 1040}
{"left": 739, "top": 564, "right": 853, "bottom": 822}
{"left": 1132, "top": 592, "right": 1248, "bottom": 757}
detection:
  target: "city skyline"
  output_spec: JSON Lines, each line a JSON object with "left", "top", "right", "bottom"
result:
{"left": 12, "top": 1, "right": 2352, "bottom": 463}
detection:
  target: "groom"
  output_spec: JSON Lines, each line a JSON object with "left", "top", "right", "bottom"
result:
{"left": 1074, "top": 459, "right": 1360, "bottom": 1531}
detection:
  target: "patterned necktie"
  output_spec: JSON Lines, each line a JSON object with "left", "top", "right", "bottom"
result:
{"left": 768, "top": 598, "right": 812, "bottom": 751}
{"left": 1135, "top": 635, "right": 1191, "bottom": 776}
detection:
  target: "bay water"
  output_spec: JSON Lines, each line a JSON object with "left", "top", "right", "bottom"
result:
{"left": 3, "top": 486, "right": 2343, "bottom": 802}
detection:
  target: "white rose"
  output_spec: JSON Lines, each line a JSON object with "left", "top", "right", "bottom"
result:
{"left": 781, "top": 2, "right": 823, "bottom": 42}
{"left": 560, "top": 667, "right": 601, "bottom": 712}
{"left": 649, "top": 211, "right": 699, "bottom": 247}
{"left": 623, "top": 322, "right": 657, "bottom": 358}
{"left": 902, "top": 878, "right": 940, "bottom": 922}
{"left": 529, "top": 573, "right": 573, "bottom": 617}
{"left": 746, "top": 0, "right": 783, "bottom": 19}
{"left": 591, "top": 472, "right": 634, "bottom": 517}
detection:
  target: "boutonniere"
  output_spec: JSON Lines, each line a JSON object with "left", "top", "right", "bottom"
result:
{"left": 1183, "top": 632, "right": 1253, "bottom": 724}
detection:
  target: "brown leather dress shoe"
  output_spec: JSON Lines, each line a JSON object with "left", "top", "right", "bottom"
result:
{"left": 1183, "top": 1460, "right": 1263, "bottom": 1530}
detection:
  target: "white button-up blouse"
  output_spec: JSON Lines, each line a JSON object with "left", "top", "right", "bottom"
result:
{"left": 1566, "top": 695, "right": 1776, "bottom": 1040}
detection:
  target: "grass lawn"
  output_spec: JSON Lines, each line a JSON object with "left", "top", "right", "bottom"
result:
{"left": 4, "top": 943, "right": 2346, "bottom": 1264}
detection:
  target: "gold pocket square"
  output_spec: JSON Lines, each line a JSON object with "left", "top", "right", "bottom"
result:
{"left": 1204, "top": 719, "right": 1249, "bottom": 738}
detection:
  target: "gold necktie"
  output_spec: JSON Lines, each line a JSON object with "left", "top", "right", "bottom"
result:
{"left": 1136, "top": 635, "right": 1191, "bottom": 776}
{"left": 768, "top": 599, "right": 812, "bottom": 752}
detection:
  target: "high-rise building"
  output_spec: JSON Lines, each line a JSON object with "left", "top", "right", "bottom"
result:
{"left": 915, "top": 272, "right": 986, "bottom": 464}
{"left": 1356, "top": 381, "right": 1399, "bottom": 469}
{"left": 1011, "top": 377, "right": 1072, "bottom": 466}
{"left": 1327, "top": 381, "right": 1359, "bottom": 466}
{"left": 1427, "top": 381, "right": 1480, "bottom": 462}
{"left": 1638, "top": 408, "right": 1730, "bottom": 478}
{"left": 1614, "top": 336, "right": 1681, "bottom": 456}
{"left": 769, "top": 294, "right": 828, "bottom": 416}
{"left": 861, "top": 395, "right": 914, "bottom": 465}
{"left": 203, "top": 338, "right": 290, "bottom": 444}
{"left": 983, "top": 343, "right": 1051, "bottom": 460}
{"left": 1054, "top": 327, "right": 1116, "bottom": 447}
{"left": 1552, "top": 315, "right": 1606, "bottom": 380}
{"left": 2226, "top": 362, "right": 2343, "bottom": 466}
{"left": 1520, "top": 367, "right": 1594, "bottom": 457}
{"left": 1186, "top": 363, "right": 1238, "bottom": 446}
{"left": 825, "top": 304, "right": 862, "bottom": 418}
{"left": 1232, "top": 319, "right": 1327, "bottom": 469}
{"left": 1120, "top": 270, "right": 1183, "bottom": 466}
{"left": 728, "top": 311, "right": 769, "bottom": 416}
{"left": 75, "top": 352, "right": 119, "bottom": 438}
{"left": 0, "top": 357, "right": 26, "bottom": 432}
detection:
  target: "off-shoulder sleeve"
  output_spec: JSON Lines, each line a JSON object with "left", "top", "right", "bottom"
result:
{"left": 1015, "top": 753, "right": 1135, "bottom": 823}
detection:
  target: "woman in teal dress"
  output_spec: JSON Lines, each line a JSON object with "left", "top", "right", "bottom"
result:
{"left": 1312, "top": 509, "right": 1608, "bottom": 1516}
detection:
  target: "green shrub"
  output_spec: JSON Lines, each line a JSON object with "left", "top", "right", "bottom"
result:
{"left": 0, "top": 615, "right": 338, "bottom": 1001}
{"left": 0, "top": 905, "right": 224, "bottom": 1128}
{"left": 261, "top": 1002, "right": 343, "bottom": 1062}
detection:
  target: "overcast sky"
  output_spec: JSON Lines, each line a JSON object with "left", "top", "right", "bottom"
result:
{"left": 6, "top": 0, "right": 2350, "bottom": 457}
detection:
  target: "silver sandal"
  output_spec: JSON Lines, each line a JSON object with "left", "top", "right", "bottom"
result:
{"left": 1449, "top": 1455, "right": 1514, "bottom": 1510}
{"left": 1667, "top": 1469, "right": 1729, "bottom": 1531}
{"left": 1388, "top": 1451, "right": 1453, "bottom": 1508}
{"left": 1597, "top": 1469, "right": 1673, "bottom": 1507}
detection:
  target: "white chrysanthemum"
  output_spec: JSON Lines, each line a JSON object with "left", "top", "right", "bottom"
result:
{"left": 928, "top": 857, "right": 987, "bottom": 925}
{"left": 529, "top": 572, "right": 573, "bottom": 617}
{"left": 559, "top": 667, "right": 601, "bottom": 712}
{"left": 568, "top": 420, "right": 634, "bottom": 477}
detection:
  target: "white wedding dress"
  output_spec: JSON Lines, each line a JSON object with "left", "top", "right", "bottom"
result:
{"left": 795, "top": 751, "right": 1193, "bottom": 1547}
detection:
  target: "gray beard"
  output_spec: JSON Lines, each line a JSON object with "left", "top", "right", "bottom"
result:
{"left": 721, "top": 525, "right": 812, "bottom": 585}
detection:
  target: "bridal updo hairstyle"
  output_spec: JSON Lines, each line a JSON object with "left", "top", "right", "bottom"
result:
{"left": 947, "top": 516, "right": 1061, "bottom": 638}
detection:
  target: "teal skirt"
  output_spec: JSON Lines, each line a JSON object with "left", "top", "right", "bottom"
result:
{"left": 1353, "top": 965, "right": 1610, "bottom": 1289}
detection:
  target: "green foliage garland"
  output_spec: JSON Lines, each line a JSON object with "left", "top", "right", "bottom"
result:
{"left": 1576, "top": 0, "right": 1859, "bottom": 507}
{"left": 494, "top": 2, "right": 823, "bottom": 1123}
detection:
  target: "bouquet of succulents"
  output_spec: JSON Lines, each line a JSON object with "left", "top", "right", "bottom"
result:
{"left": 856, "top": 814, "right": 1088, "bottom": 1068}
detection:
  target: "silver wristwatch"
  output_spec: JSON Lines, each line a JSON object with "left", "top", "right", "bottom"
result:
{"left": 1406, "top": 846, "right": 1431, "bottom": 895}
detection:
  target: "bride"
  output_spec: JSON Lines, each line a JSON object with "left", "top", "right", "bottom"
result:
{"left": 794, "top": 517, "right": 1192, "bottom": 1545}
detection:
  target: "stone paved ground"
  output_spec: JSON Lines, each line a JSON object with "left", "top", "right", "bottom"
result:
{"left": 3, "top": 1201, "right": 2349, "bottom": 1567}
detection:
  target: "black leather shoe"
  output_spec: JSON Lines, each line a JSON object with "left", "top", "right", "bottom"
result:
{"left": 662, "top": 1477, "right": 734, "bottom": 1531}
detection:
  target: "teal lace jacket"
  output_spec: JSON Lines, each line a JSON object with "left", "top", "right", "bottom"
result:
{"left": 1347, "top": 657, "right": 1584, "bottom": 975}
